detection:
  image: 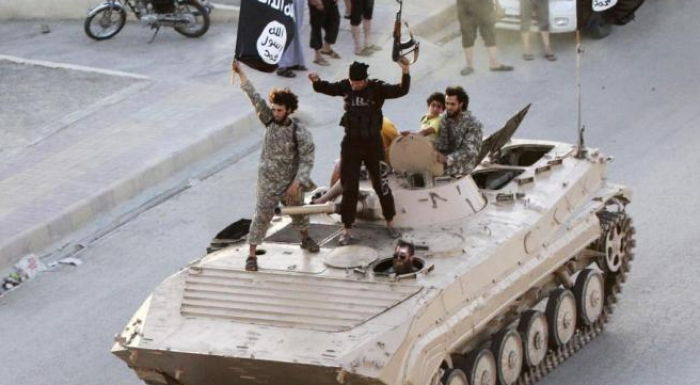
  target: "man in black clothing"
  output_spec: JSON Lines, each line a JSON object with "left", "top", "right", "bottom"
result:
{"left": 309, "top": 0, "right": 341, "bottom": 67}
{"left": 308, "top": 60, "right": 410, "bottom": 244}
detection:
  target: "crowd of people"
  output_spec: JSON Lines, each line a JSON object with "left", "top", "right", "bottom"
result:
{"left": 274, "top": 0, "right": 383, "bottom": 78}
{"left": 275, "top": 0, "right": 557, "bottom": 78}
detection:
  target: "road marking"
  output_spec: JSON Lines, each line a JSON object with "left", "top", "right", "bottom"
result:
{"left": 0, "top": 54, "right": 150, "bottom": 80}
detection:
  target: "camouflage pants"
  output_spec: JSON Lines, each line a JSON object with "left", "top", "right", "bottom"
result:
{"left": 247, "top": 183, "right": 308, "bottom": 245}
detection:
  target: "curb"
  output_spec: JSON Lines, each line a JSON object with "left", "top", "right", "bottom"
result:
{"left": 209, "top": 3, "right": 240, "bottom": 22}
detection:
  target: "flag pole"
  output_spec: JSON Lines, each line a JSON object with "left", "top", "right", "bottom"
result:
{"left": 575, "top": 29, "right": 587, "bottom": 159}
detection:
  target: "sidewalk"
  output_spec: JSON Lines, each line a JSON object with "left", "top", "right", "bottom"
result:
{"left": 0, "top": 58, "right": 262, "bottom": 270}
{"left": 0, "top": 0, "right": 459, "bottom": 271}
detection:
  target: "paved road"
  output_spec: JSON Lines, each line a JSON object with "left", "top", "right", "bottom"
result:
{"left": 1, "top": 1, "right": 699, "bottom": 385}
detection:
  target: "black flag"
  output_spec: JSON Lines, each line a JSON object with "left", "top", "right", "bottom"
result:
{"left": 476, "top": 104, "right": 531, "bottom": 166}
{"left": 235, "top": 0, "right": 296, "bottom": 72}
{"left": 577, "top": 0, "right": 646, "bottom": 29}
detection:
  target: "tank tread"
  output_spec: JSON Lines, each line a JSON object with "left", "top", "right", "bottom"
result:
{"left": 515, "top": 210, "right": 635, "bottom": 385}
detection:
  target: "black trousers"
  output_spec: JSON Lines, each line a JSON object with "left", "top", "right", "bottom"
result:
{"left": 340, "top": 138, "right": 396, "bottom": 228}
{"left": 350, "top": 0, "right": 374, "bottom": 26}
{"left": 309, "top": 0, "right": 340, "bottom": 50}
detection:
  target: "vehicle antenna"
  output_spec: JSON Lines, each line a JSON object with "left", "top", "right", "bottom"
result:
{"left": 575, "top": 30, "right": 587, "bottom": 159}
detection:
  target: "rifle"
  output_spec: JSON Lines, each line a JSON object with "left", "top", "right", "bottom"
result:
{"left": 392, "top": 0, "right": 419, "bottom": 64}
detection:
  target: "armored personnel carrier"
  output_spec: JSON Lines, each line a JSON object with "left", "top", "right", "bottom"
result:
{"left": 113, "top": 107, "right": 635, "bottom": 385}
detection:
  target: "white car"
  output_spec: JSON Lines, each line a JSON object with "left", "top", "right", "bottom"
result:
{"left": 496, "top": 0, "right": 613, "bottom": 39}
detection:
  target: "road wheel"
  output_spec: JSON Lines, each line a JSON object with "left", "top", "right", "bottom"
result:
{"left": 574, "top": 269, "right": 605, "bottom": 325}
{"left": 464, "top": 349, "right": 497, "bottom": 385}
{"left": 518, "top": 310, "right": 548, "bottom": 367}
{"left": 546, "top": 289, "right": 577, "bottom": 348}
{"left": 491, "top": 329, "right": 523, "bottom": 385}
{"left": 84, "top": 6, "right": 127, "bottom": 40}
{"left": 442, "top": 368, "right": 469, "bottom": 385}
{"left": 174, "top": 0, "right": 210, "bottom": 38}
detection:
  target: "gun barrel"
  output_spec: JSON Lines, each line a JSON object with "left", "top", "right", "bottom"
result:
{"left": 274, "top": 203, "right": 340, "bottom": 216}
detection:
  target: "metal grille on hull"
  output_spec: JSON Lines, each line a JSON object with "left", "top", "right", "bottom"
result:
{"left": 181, "top": 267, "right": 422, "bottom": 332}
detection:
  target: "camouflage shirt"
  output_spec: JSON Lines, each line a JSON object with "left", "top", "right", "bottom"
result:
{"left": 241, "top": 79, "right": 316, "bottom": 191}
{"left": 436, "top": 111, "right": 483, "bottom": 175}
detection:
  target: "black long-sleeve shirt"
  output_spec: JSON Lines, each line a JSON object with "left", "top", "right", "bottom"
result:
{"left": 313, "top": 74, "right": 411, "bottom": 143}
{"left": 312, "top": 73, "right": 411, "bottom": 111}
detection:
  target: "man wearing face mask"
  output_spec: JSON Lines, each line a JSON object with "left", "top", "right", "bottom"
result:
{"left": 233, "top": 61, "right": 319, "bottom": 272}
{"left": 308, "top": 59, "right": 410, "bottom": 245}
{"left": 436, "top": 86, "right": 483, "bottom": 176}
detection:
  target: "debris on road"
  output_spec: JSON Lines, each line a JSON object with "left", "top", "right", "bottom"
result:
{"left": 15, "top": 254, "right": 47, "bottom": 279}
{"left": 0, "top": 254, "right": 85, "bottom": 297}
{"left": 1, "top": 254, "right": 47, "bottom": 296}
{"left": 58, "top": 257, "right": 83, "bottom": 266}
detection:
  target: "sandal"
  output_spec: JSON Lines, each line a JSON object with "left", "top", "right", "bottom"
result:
{"left": 276, "top": 67, "right": 296, "bottom": 78}
{"left": 355, "top": 47, "right": 374, "bottom": 57}
{"left": 522, "top": 53, "right": 534, "bottom": 61}
{"left": 338, "top": 233, "right": 353, "bottom": 246}
{"left": 366, "top": 44, "right": 383, "bottom": 52}
{"left": 313, "top": 57, "right": 330, "bottom": 66}
{"left": 460, "top": 66, "right": 474, "bottom": 76}
{"left": 320, "top": 49, "right": 341, "bottom": 59}
{"left": 300, "top": 237, "right": 320, "bottom": 252}
{"left": 245, "top": 256, "right": 258, "bottom": 272}
{"left": 490, "top": 64, "right": 514, "bottom": 72}
{"left": 544, "top": 53, "right": 558, "bottom": 62}
{"left": 292, "top": 65, "right": 308, "bottom": 71}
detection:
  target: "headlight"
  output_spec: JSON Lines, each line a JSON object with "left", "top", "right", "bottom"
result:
{"left": 554, "top": 17, "right": 570, "bottom": 27}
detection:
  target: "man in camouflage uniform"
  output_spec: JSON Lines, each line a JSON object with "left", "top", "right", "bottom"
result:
{"left": 436, "top": 86, "right": 483, "bottom": 175}
{"left": 233, "top": 61, "right": 319, "bottom": 272}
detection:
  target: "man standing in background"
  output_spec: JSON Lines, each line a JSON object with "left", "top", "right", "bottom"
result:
{"left": 456, "top": 0, "right": 513, "bottom": 75}
{"left": 520, "top": 0, "right": 557, "bottom": 61}
{"left": 309, "top": 0, "right": 342, "bottom": 66}
{"left": 350, "top": 0, "right": 381, "bottom": 56}
{"left": 277, "top": 0, "right": 307, "bottom": 78}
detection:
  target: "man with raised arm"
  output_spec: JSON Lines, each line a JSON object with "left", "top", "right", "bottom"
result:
{"left": 308, "top": 59, "right": 410, "bottom": 245}
{"left": 232, "top": 61, "right": 319, "bottom": 272}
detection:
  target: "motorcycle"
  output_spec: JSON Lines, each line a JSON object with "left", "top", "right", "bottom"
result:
{"left": 84, "top": 0, "right": 211, "bottom": 42}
